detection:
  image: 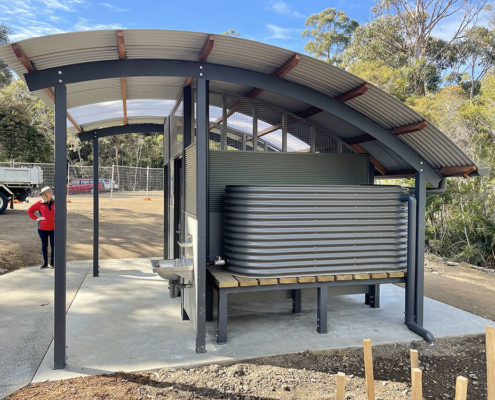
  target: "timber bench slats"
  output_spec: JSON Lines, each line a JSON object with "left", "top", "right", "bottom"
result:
{"left": 208, "top": 267, "right": 405, "bottom": 288}
{"left": 207, "top": 267, "right": 406, "bottom": 345}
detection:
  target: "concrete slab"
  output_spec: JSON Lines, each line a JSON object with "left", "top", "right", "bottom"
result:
{"left": 0, "top": 261, "right": 89, "bottom": 399}
{"left": 32, "top": 258, "right": 494, "bottom": 384}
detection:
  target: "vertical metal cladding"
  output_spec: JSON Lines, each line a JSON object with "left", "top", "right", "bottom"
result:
{"left": 224, "top": 185, "right": 408, "bottom": 277}
{"left": 185, "top": 144, "right": 197, "bottom": 216}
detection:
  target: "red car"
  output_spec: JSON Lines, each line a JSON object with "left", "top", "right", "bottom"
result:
{"left": 67, "top": 179, "right": 103, "bottom": 194}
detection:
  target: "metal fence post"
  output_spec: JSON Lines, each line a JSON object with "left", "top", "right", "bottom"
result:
{"left": 93, "top": 135, "right": 99, "bottom": 278}
{"left": 110, "top": 164, "right": 114, "bottom": 201}
{"left": 53, "top": 83, "right": 67, "bottom": 370}
{"left": 146, "top": 165, "right": 150, "bottom": 198}
{"left": 414, "top": 172, "right": 426, "bottom": 326}
{"left": 195, "top": 77, "right": 209, "bottom": 354}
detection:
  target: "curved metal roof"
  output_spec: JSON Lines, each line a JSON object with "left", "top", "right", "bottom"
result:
{"left": 0, "top": 29, "right": 483, "bottom": 179}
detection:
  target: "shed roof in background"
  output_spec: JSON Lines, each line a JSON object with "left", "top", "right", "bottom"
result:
{"left": 0, "top": 29, "right": 484, "bottom": 179}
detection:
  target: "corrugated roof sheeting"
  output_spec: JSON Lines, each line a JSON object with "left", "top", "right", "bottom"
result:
{"left": 66, "top": 79, "right": 121, "bottom": 109}
{"left": 400, "top": 125, "right": 473, "bottom": 169}
{"left": 208, "top": 35, "right": 294, "bottom": 76}
{"left": 254, "top": 91, "right": 311, "bottom": 115}
{"left": 285, "top": 56, "right": 364, "bottom": 99}
{"left": 346, "top": 86, "right": 420, "bottom": 129}
{"left": 360, "top": 140, "right": 412, "bottom": 171}
{"left": 123, "top": 30, "right": 207, "bottom": 61}
{"left": 307, "top": 111, "right": 363, "bottom": 140}
{"left": 0, "top": 29, "right": 479, "bottom": 173}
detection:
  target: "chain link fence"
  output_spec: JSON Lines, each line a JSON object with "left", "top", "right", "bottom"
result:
{"left": 0, "top": 161, "right": 164, "bottom": 196}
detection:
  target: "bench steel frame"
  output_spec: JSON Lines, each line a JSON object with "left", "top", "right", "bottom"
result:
{"left": 206, "top": 275, "right": 406, "bottom": 344}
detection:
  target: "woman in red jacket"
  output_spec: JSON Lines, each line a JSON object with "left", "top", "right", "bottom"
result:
{"left": 27, "top": 186, "right": 55, "bottom": 269}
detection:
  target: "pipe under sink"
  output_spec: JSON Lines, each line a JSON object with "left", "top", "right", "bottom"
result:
{"left": 151, "top": 258, "right": 194, "bottom": 282}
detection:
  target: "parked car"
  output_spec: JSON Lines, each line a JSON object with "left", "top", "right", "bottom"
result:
{"left": 99, "top": 178, "right": 119, "bottom": 191}
{"left": 99, "top": 179, "right": 111, "bottom": 192}
{"left": 67, "top": 179, "right": 103, "bottom": 194}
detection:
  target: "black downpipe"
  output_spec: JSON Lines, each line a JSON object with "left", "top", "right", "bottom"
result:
{"left": 400, "top": 194, "right": 435, "bottom": 343}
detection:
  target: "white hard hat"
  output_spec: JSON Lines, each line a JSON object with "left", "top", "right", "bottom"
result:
{"left": 39, "top": 186, "right": 52, "bottom": 195}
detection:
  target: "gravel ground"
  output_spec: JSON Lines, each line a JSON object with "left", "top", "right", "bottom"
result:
{"left": 2, "top": 195, "right": 495, "bottom": 399}
{"left": 6, "top": 335, "right": 489, "bottom": 399}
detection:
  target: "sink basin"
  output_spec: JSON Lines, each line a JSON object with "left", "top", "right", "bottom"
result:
{"left": 151, "top": 258, "right": 194, "bottom": 282}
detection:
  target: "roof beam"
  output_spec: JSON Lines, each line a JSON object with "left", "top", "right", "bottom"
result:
{"left": 439, "top": 165, "right": 477, "bottom": 178}
{"left": 337, "top": 83, "right": 370, "bottom": 103}
{"left": 345, "top": 120, "right": 429, "bottom": 146}
{"left": 22, "top": 59, "right": 443, "bottom": 185}
{"left": 78, "top": 123, "right": 164, "bottom": 142}
{"left": 11, "top": 43, "right": 83, "bottom": 133}
{"left": 212, "top": 53, "right": 300, "bottom": 129}
{"left": 378, "top": 165, "right": 478, "bottom": 179}
{"left": 184, "top": 35, "right": 215, "bottom": 87}
{"left": 117, "top": 30, "right": 128, "bottom": 125}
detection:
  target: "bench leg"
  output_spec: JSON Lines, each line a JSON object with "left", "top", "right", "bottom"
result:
{"left": 217, "top": 291, "right": 228, "bottom": 344}
{"left": 181, "top": 290, "right": 189, "bottom": 321}
{"left": 365, "top": 285, "right": 371, "bottom": 305}
{"left": 206, "top": 276, "right": 214, "bottom": 322}
{"left": 369, "top": 284, "right": 380, "bottom": 309}
{"left": 317, "top": 287, "right": 328, "bottom": 334}
{"left": 292, "top": 289, "right": 302, "bottom": 314}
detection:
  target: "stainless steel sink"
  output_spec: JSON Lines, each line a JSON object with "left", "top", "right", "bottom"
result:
{"left": 151, "top": 258, "right": 194, "bottom": 282}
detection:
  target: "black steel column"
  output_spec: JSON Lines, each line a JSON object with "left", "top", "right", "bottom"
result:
{"left": 54, "top": 84, "right": 67, "bottom": 370}
{"left": 92, "top": 136, "right": 99, "bottom": 277}
{"left": 164, "top": 121, "right": 170, "bottom": 259}
{"left": 195, "top": 77, "right": 209, "bottom": 354}
{"left": 414, "top": 172, "right": 426, "bottom": 326}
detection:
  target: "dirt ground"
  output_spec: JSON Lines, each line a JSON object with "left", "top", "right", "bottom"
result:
{"left": 0, "top": 192, "right": 164, "bottom": 273}
{"left": 7, "top": 335, "right": 489, "bottom": 399}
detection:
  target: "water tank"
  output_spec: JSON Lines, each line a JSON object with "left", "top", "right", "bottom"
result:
{"left": 223, "top": 185, "right": 408, "bottom": 277}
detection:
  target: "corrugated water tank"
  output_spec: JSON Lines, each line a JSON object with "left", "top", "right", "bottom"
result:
{"left": 223, "top": 185, "right": 409, "bottom": 277}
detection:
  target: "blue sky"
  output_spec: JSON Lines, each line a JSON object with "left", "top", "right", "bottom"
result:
{"left": 2, "top": 0, "right": 375, "bottom": 53}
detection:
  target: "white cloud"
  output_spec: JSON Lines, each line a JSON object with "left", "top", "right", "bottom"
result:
{"left": 265, "top": 24, "right": 299, "bottom": 40}
{"left": 98, "top": 3, "right": 128, "bottom": 13}
{"left": 266, "top": 1, "right": 306, "bottom": 19}
{"left": 74, "top": 17, "right": 124, "bottom": 31}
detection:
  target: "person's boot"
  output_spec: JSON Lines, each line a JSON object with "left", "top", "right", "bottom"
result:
{"left": 49, "top": 262, "right": 54, "bottom": 269}
{"left": 40, "top": 262, "right": 48, "bottom": 269}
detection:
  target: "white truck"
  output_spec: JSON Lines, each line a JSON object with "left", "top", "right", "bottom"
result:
{"left": 0, "top": 166, "right": 43, "bottom": 214}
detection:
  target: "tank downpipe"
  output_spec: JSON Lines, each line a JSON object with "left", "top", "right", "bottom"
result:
{"left": 409, "top": 178, "right": 446, "bottom": 195}
{"left": 400, "top": 194, "right": 435, "bottom": 344}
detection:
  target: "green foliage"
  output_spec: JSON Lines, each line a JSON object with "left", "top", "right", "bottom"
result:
{"left": 0, "top": 24, "right": 13, "bottom": 88}
{"left": 222, "top": 29, "right": 240, "bottom": 36}
{"left": 0, "top": 101, "right": 52, "bottom": 162}
{"left": 302, "top": 8, "right": 358, "bottom": 64}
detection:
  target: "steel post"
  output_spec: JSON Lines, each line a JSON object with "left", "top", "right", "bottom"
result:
{"left": 292, "top": 289, "right": 302, "bottom": 314}
{"left": 414, "top": 172, "right": 427, "bottom": 326}
{"left": 282, "top": 112, "right": 287, "bottom": 152}
{"left": 252, "top": 103, "right": 258, "bottom": 152}
{"left": 92, "top": 136, "right": 99, "bottom": 277}
{"left": 195, "top": 78, "right": 209, "bottom": 353}
{"left": 53, "top": 84, "right": 67, "bottom": 370}
{"left": 221, "top": 94, "right": 227, "bottom": 151}
{"left": 164, "top": 121, "right": 170, "bottom": 259}
{"left": 217, "top": 290, "right": 228, "bottom": 344}
{"left": 317, "top": 287, "right": 328, "bottom": 334}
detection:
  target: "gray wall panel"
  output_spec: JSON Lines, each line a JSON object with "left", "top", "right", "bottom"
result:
{"left": 209, "top": 152, "right": 370, "bottom": 212}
